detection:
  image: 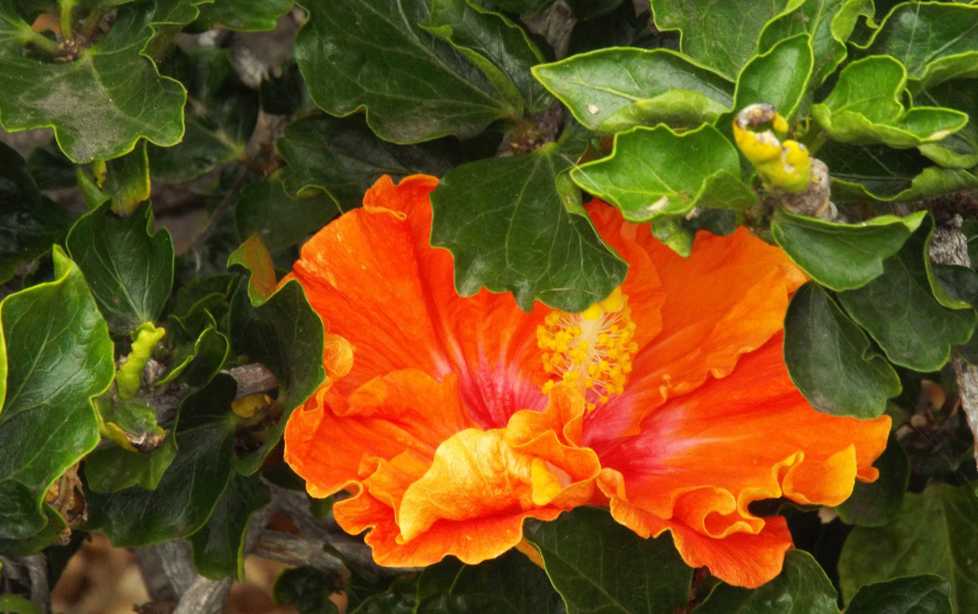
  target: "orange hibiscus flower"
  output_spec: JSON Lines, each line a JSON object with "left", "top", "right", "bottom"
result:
{"left": 283, "top": 174, "right": 890, "bottom": 588}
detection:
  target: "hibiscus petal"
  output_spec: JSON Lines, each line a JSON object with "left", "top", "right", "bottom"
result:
{"left": 585, "top": 220, "right": 807, "bottom": 444}
{"left": 290, "top": 174, "right": 547, "bottom": 428}
{"left": 594, "top": 337, "right": 889, "bottom": 587}
{"left": 283, "top": 368, "right": 468, "bottom": 497}
{"left": 330, "top": 388, "right": 601, "bottom": 567}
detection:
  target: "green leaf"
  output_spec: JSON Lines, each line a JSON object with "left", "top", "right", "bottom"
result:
{"left": 414, "top": 551, "right": 563, "bottom": 613}
{"left": 150, "top": 47, "right": 255, "bottom": 183}
{"left": 197, "top": 0, "right": 293, "bottom": 31}
{"left": 759, "top": 0, "right": 874, "bottom": 86}
{"left": 838, "top": 484, "right": 978, "bottom": 613}
{"left": 0, "top": 1, "right": 188, "bottom": 163}
{"left": 784, "top": 284, "right": 901, "bottom": 418}
{"left": 274, "top": 567, "right": 341, "bottom": 614}
{"left": 812, "top": 56, "right": 968, "bottom": 148}
{"left": 695, "top": 550, "right": 839, "bottom": 614}
{"left": 0, "top": 594, "right": 40, "bottom": 614}
{"left": 424, "top": 0, "right": 550, "bottom": 114}
{"left": 838, "top": 220, "right": 976, "bottom": 372}
{"left": 0, "top": 142, "right": 71, "bottom": 284}
{"left": 0, "top": 505, "right": 67, "bottom": 557}
{"left": 531, "top": 47, "right": 734, "bottom": 133}
{"left": 103, "top": 141, "right": 151, "bottom": 216}
{"left": 277, "top": 115, "right": 456, "bottom": 210}
{"left": 157, "top": 324, "right": 230, "bottom": 387}
{"left": 96, "top": 397, "right": 166, "bottom": 453}
{"left": 430, "top": 140, "right": 626, "bottom": 311}
{"left": 771, "top": 208, "right": 926, "bottom": 291}
{"left": 917, "top": 79, "right": 978, "bottom": 169}
{"left": 570, "top": 124, "right": 756, "bottom": 222}
{"left": 836, "top": 433, "right": 909, "bottom": 527}
{"left": 66, "top": 203, "right": 174, "bottom": 334}
{"left": 0, "top": 247, "right": 114, "bottom": 539}
{"left": 235, "top": 178, "right": 338, "bottom": 254}
{"left": 295, "top": 0, "right": 518, "bottom": 144}
{"left": 732, "top": 33, "right": 813, "bottom": 121}
{"left": 847, "top": 575, "right": 952, "bottom": 614}
{"left": 525, "top": 507, "right": 693, "bottom": 613}
{"left": 863, "top": 2, "right": 978, "bottom": 88}
{"left": 821, "top": 142, "right": 978, "bottom": 203}
{"left": 83, "top": 435, "right": 177, "bottom": 493}
{"left": 228, "top": 267, "right": 324, "bottom": 474}
{"left": 190, "top": 474, "right": 269, "bottom": 579}
{"left": 932, "top": 265, "right": 978, "bottom": 311}
{"left": 87, "top": 375, "right": 237, "bottom": 545}
{"left": 649, "top": 0, "right": 803, "bottom": 78}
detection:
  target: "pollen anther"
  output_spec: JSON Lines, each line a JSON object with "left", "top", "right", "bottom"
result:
{"left": 537, "top": 288, "right": 639, "bottom": 411}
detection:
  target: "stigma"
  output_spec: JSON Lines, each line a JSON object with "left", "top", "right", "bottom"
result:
{"left": 536, "top": 288, "right": 639, "bottom": 412}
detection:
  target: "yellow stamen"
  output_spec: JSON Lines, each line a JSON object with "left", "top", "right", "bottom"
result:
{"left": 536, "top": 288, "right": 639, "bottom": 412}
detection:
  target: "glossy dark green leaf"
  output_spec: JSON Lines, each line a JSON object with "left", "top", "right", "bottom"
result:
{"left": 235, "top": 178, "right": 338, "bottom": 254}
{"left": 0, "top": 142, "right": 71, "bottom": 284}
{"left": 431, "top": 139, "right": 626, "bottom": 311}
{"left": 425, "top": 0, "right": 550, "bottom": 113}
{"left": 103, "top": 141, "right": 151, "bottom": 216}
{"left": 228, "top": 260, "right": 324, "bottom": 474}
{"left": 197, "top": 0, "right": 293, "bottom": 31}
{"left": 695, "top": 550, "right": 838, "bottom": 614}
{"left": 0, "top": 247, "right": 113, "bottom": 539}
{"left": 83, "top": 435, "right": 177, "bottom": 493}
{"left": 66, "top": 203, "right": 174, "bottom": 334}
{"left": 295, "top": 0, "right": 517, "bottom": 144}
{"left": 277, "top": 115, "right": 456, "bottom": 210}
{"left": 0, "top": 1, "right": 188, "bottom": 163}
{"left": 836, "top": 433, "right": 909, "bottom": 527}
{"left": 96, "top": 397, "right": 166, "bottom": 453}
{"left": 414, "top": 551, "right": 563, "bottom": 613}
{"left": 190, "top": 474, "right": 269, "bottom": 579}
{"left": 150, "top": 46, "right": 256, "bottom": 183}
{"left": 864, "top": 2, "right": 978, "bottom": 87}
{"left": 650, "top": 0, "right": 802, "bottom": 78}
{"left": 838, "top": 222, "right": 976, "bottom": 372}
{"left": 571, "top": 124, "right": 756, "bottom": 221}
{"left": 531, "top": 47, "right": 733, "bottom": 132}
{"left": 847, "top": 575, "right": 951, "bottom": 614}
{"left": 821, "top": 142, "right": 978, "bottom": 203}
{"left": 87, "top": 376, "right": 237, "bottom": 545}
{"left": 933, "top": 265, "right": 978, "bottom": 312}
{"left": 157, "top": 324, "right": 230, "bottom": 387}
{"left": 771, "top": 208, "right": 926, "bottom": 291}
{"left": 785, "top": 283, "right": 901, "bottom": 417}
{"left": 812, "top": 56, "right": 967, "bottom": 148}
{"left": 732, "top": 33, "right": 813, "bottom": 121}
{"left": 274, "top": 567, "right": 341, "bottom": 614}
{"left": 525, "top": 507, "right": 692, "bottom": 613}
{"left": 759, "top": 0, "right": 873, "bottom": 86}
{"left": 838, "top": 484, "right": 978, "bottom": 612}
{"left": 917, "top": 79, "right": 978, "bottom": 169}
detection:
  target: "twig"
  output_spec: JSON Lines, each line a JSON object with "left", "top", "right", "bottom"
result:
{"left": 252, "top": 531, "right": 349, "bottom": 581}
{"left": 928, "top": 213, "right": 978, "bottom": 465}
{"left": 135, "top": 541, "right": 230, "bottom": 614}
{"left": 0, "top": 554, "right": 50, "bottom": 613}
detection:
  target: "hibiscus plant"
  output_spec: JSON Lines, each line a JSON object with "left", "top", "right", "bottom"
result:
{"left": 1, "top": 0, "right": 978, "bottom": 612}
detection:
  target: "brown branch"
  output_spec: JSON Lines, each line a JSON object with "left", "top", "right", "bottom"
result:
{"left": 928, "top": 213, "right": 978, "bottom": 465}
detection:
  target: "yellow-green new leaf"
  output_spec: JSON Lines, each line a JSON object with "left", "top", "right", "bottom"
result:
{"left": 812, "top": 56, "right": 968, "bottom": 148}
{"left": 531, "top": 47, "right": 733, "bottom": 133}
{"left": 0, "top": 247, "right": 114, "bottom": 541}
{"left": 571, "top": 124, "right": 756, "bottom": 222}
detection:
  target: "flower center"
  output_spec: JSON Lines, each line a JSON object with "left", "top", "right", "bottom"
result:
{"left": 536, "top": 288, "right": 639, "bottom": 412}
